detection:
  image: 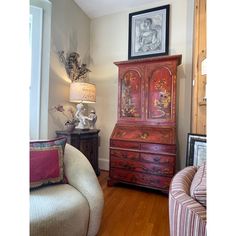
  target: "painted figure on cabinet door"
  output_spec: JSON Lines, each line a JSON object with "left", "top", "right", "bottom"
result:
{"left": 120, "top": 71, "right": 141, "bottom": 118}
{"left": 149, "top": 67, "right": 172, "bottom": 120}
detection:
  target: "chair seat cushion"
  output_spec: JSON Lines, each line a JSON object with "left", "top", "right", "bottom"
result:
{"left": 190, "top": 161, "right": 207, "bottom": 207}
{"left": 30, "top": 184, "right": 90, "bottom": 236}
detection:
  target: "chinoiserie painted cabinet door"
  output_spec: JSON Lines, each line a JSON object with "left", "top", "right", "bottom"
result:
{"left": 146, "top": 64, "right": 177, "bottom": 125}
{"left": 118, "top": 65, "right": 144, "bottom": 122}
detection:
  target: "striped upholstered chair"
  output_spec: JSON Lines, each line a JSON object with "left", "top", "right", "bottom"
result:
{"left": 169, "top": 162, "right": 207, "bottom": 236}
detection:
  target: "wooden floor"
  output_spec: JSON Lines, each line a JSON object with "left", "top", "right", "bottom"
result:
{"left": 97, "top": 171, "right": 170, "bottom": 236}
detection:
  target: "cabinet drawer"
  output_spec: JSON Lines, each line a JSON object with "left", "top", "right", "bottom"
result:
{"left": 110, "top": 158, "right": 174, "bottom": 177}
{"left": 110, "top": 150, "right": 139, "bottom": 161}
{"left": 140, "top": 153, "right": 175, "bottom": 165}
{"left": 110, "top": 168, "right": 172, "bottom": 190}
{"left": 110, "top": 140, "right": 140, "bottom": 150}
{"left": 141, "top": 143, "right": 176, "bottom": 154}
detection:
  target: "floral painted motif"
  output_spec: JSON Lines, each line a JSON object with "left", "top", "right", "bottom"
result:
{"left": 121, "top": 71, "right": 141, "bottom": 118}
{"left": 113, "top": 126, "right": 173, "bottom": 144}
{"left": 149, "top": 67, "right": 172, "bottom": 119}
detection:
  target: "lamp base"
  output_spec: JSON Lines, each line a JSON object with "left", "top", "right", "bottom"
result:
{"left": 75, "top": 121, "right": 90, "bottom": 130}
{"left": 74, "top": 103, "right": 90, "bottom": 130}
{"left": 74, "top": 103, "right": 97, "bottom": 130}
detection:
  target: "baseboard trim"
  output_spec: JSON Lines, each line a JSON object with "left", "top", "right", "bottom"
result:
{"left": 99, "top": 158, "right": 109, "bottom": 171}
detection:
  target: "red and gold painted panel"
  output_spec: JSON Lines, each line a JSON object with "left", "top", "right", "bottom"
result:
{"left": 111, "top": 125, "right": 175, "bottom": 144}
{"left": 110, "top": 149, "right": 140, "bottom": 161}
{"left": 148, "top": 66, "right": 173, "bottom": 120}
{"left": 110, "top": 56, "right": 181, "bottom": 192}
{"left": 109, "top": 168, "right": 172, "bottom": 191}
{"left": 110, "top": 158, "right": 174, "bottom": 177}
{"left": 120, "top": 70, "right": 141, "bottom": 118}
{"left": 140, "top": 153, "right": 175, "bottom": 165}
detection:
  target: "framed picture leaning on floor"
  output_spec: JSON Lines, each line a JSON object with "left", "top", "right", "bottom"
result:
{"left": 186, "top": 133, "right": 207, "bottom": 167}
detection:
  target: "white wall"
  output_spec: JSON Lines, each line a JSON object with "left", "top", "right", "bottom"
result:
{"left": 48, "top": 0, "right": 90, "bottom": 138}
{"left": 90, "top": 0, "right": 194, "bottom": 170}
{"left": 46, "top": 0, "right": 194, "bottom": 170}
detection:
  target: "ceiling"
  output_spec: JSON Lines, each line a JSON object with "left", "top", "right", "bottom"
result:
{"left": 73, "top": 0, "right": 161, "bottom": 19}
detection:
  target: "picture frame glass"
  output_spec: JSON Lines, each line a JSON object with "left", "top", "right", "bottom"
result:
{"left": 128, "top": 5, "right": 169, "bottom": 59}
{"left": 193, "top": 140, "right": 207, "bottom": 166}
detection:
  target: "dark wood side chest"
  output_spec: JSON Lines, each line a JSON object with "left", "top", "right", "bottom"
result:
{"left": 56, "top": 129, "right": 100, "bottom": 175}
{"left": 108, "top": 55, "right": 182, "bottom": 193}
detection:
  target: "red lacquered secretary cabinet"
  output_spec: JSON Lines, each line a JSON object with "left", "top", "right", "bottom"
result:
{"left": 108, "top": 55, "right": 182, "bottom": 193}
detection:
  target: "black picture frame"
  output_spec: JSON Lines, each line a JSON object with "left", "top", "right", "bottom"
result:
{"left": 128, "top": 5, "right": 170, "bottom": 60}
{"left": 186, "top": 133, "right": 207, "bottom": 167}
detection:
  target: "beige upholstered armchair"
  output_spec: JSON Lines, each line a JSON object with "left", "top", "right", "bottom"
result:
{"left": 30, "top": 144, "right": 104, "bottom": 236}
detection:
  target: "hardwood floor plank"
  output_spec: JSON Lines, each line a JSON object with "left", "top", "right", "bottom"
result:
{"left": 97, "top": 171, "right": 170, "bottom": 236}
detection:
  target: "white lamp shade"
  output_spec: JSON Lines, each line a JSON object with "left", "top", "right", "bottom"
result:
{"left": 70, "top": 82, "right": 96, "bottom": 103}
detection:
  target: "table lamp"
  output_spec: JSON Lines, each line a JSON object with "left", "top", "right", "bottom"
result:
{"left": 70, "top": 82, "right": 96, "bottom": 129}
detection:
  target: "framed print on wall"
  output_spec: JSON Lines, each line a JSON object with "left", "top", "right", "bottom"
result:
{"left": 186, "top": 133, "right": 207, "bottom": 167}
{"left": 128, "top": 5, "right": 170, "bottom": 60}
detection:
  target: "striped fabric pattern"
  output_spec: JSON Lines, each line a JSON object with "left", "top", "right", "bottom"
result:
{"left": 190, "top": 162, "right": 207, "bottom": 207}
{"left": 169, "top": 166, "right": 207, "bottom": 236}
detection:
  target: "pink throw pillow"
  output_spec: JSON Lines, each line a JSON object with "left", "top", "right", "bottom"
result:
{"left": 30, "top": 137, "right": 67, "bottom": 189}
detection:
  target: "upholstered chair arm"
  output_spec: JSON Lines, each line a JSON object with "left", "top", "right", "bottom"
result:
{"left": 169, "top": 166, "right": 207, "bottom": 236}
{"left": 64, "top": 144, "right": 104, "bottom": 236}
